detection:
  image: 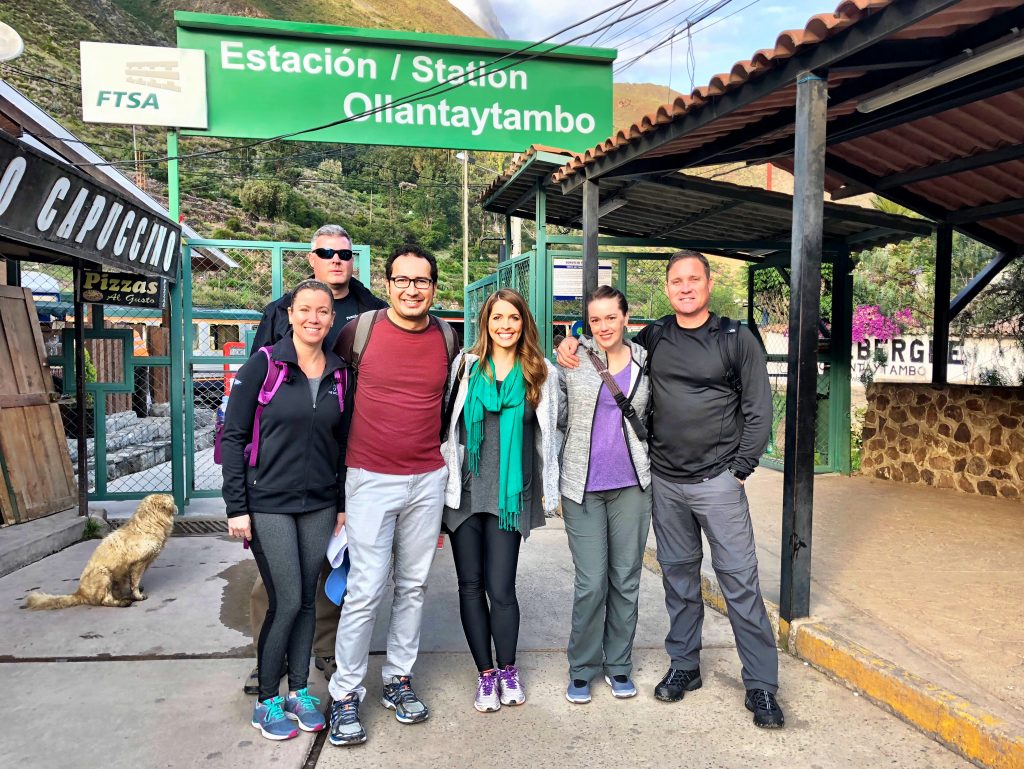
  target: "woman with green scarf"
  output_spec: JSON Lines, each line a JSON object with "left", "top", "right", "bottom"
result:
{"left": 441, "top": 289, "right": 561, "bottom": 714}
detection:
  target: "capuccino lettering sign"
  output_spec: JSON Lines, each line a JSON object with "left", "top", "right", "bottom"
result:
{"left": 176, "top": 13, "right": 615, "bottom": 152}
{"left": 0, "top": 132, "right": 180, "bottom": 281}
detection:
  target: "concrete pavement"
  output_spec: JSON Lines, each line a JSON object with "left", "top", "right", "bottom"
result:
{"left": 0, "top": 514, "right": 978, "bottom": 768}
{"left": 700, "top": 469, "right": 1024, "bottom": 769}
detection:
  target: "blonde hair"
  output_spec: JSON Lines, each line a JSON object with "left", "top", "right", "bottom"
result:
{"left": 470, "top": 289, "right": 547, "bottom": 408}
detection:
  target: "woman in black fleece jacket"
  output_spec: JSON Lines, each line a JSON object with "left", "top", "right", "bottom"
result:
{"left": 222, "top": 280, "right": 352, "bottom": 741}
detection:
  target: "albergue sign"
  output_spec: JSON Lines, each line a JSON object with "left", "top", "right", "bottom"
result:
{"left": 0, "top": 132, "right": 181, "bottom": 281}
{"left": 176, "top": 12, "right": 615, "bottom": 152}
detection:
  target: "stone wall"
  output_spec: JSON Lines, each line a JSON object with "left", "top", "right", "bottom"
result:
{"left": 860, "top": 384, "right": 1023, "bottom": 500}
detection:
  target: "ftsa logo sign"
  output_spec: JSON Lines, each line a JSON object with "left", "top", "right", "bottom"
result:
{"left": 80, "top": 42, "right": 209, "bottom": 129}
{"left": 96, "top": 91, "right": 160, "bottom": 109}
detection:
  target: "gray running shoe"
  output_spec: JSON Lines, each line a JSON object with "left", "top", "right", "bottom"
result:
{"left": 328, "top": 694, "right": 367, "bottom": 746}
{"left": 381, "top": 675, "right": 430, "bottom": 723}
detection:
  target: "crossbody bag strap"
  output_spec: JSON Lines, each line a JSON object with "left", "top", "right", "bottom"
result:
{"left": 584, "top": 347, "right": 648, "bottom": 443}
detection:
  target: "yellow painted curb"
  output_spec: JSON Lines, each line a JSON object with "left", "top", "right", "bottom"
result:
{"left": 794, "top": 624, "right": 1024, "bottom": 769}
{"left": 642, "top": 546, "right": 1024, "bottom": 769}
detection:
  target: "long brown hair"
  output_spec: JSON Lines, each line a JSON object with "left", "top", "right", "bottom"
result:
{"left": 469, "top": 288, "right": 547, "bottom": 408}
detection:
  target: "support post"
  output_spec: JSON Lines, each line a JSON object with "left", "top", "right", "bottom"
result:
{"left": 504, "top": 215, "right": 512, "bottom": 262}
{"left": 271, "top": 246, "right": 284, "bottom": 300}
{"left": 72, "top": 259, "right": 88, "bottom": 516}
{"left": 534, "top": 181, "right": 552, "bottom": 356}
{"left": 780, "top": 71, "right": 827, "bottom": 623}
{"left": 932, "top": 224, "right": 953, "bottom": 384}
{"left": 167, "top": 130, "right": 186, "bottom": 512}
{"left": 581, "top": 179, "right": 600, "bottom": 334}
{"left": 462, "top": 151, "right": 470, "bottom": 289}
{"left": 829, "top": 247, "right": 852, "bottom": 474}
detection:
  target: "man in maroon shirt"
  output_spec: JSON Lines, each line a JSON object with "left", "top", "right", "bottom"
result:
{"left": 327, "top": 245, "right": 454, "bottom": 747}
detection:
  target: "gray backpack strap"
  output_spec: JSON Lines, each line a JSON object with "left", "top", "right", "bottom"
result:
{"left": 435, "top": 317, "right": 458, "bottom": 367}
{"left": 350, "top": 309, "right": 386, "bottom": 370}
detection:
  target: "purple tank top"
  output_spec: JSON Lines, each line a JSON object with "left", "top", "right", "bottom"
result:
{"left": 586, "top": 365, "right": 639, "bottom": 492}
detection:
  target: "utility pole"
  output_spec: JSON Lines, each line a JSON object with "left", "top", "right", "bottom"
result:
{"left": 462, "top": 151, "right": 470, "bottom": 288}
{"left": 132, "top": 125, "right": 146, "bottom": 191}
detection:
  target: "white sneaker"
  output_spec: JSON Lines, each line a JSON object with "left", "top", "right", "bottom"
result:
{"left": 498, "top": 665, "right": 526, "bottom": 706}
{"left": 475, "top": 669, "right": 501, "bottom": 712}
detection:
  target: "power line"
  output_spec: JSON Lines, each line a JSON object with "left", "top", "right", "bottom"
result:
{"left": 601, "top": 0, "right": 717, "bottom": 56}
{"left": 614, "top": 0, "right": 734, "bottom": 76}
{"left": 70, "top": 0, "right": 671, "bottom": 170}
{"left": 1, "top": 63, "right": 79, "bottom": 92}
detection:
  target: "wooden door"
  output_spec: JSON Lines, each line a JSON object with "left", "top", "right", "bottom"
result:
{"left": 0, "top": 285, "right": 76, "bottom": 524}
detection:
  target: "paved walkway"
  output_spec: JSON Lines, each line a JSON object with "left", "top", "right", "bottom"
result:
{"left": 739, "top": 470, "right": 1024, "bottom": 731}
{"left": 0, "top": 517, "right": 973, "bottom": 769}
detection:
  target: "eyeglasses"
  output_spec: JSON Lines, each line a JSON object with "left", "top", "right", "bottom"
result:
{"left": 389, "top": 276, "right": 434, "bottom": 289}
{"left": 312, "top": 247, "right": 354, "bottom": 261}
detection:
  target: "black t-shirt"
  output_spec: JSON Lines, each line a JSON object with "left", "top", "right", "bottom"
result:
{"left": 648, "top": 316, "right": 747, "bottom": 483}
{"left": 326, "top": 294, "right": 360, "bottom": 349}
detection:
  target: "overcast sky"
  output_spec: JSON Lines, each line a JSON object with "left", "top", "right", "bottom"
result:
{"left": 488, "top": 0, "right": 830, "bottom": 91}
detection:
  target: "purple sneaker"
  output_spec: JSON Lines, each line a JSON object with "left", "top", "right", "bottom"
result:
{"left": 474, "top": 669, "right": 501, "bottom": 712}
{"left": 497, "top": 665, "right": 525, "bottom": 706}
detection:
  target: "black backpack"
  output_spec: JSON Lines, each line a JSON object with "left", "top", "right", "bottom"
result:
{"left": 642, "top": 314, "right": 743, "bottom": 395}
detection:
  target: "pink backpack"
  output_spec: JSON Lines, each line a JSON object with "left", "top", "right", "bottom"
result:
{"left": 213, "top": 346, "right": 347, "bottom": 466}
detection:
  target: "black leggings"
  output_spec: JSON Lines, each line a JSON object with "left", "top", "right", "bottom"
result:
{"left": 448, "top": 512, "right": 523, "bottom": 671}
{"left": 250, "top": 507, "right": 336, "bottom": 701}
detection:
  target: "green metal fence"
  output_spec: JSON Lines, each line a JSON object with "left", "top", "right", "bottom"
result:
{"left": 463, "top": 235, "right": 851, "bottom": 474}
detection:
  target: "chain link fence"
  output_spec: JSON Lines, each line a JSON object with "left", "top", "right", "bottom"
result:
{"left": 188, "top": 247, "right": 286, "bottom": 493}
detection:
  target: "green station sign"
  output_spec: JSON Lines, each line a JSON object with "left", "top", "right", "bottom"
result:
{"left": 176, "top": 13, "right": 615, "bottom": 152}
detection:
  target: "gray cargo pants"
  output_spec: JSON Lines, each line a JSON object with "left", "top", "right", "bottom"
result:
{"left": 651, "top": 471, "right": 778, "bottom": 693}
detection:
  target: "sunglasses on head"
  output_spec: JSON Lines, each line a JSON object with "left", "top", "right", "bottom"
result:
{"left": 312, "top": 247, "right": 354, "bottom": 261}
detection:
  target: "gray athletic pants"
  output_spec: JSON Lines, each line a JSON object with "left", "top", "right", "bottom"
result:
{"left": 250, "top": 559, "right": 340, "bottom": 660}
{"left": 651, "top": 471, "right": 778, "bottom": 693}
{"left": 250, "top": 507, "right": 336, "bottom": 701}
{"left": 562, "top": 485, "right": 652, "bottom": 681}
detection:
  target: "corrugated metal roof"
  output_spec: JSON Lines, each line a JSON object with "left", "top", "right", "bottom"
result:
{"left": 483, "top": 166, "right": 931, "bottom": 257}
{"left": 543, "top": 0, "right": 1024, "bottom": 252}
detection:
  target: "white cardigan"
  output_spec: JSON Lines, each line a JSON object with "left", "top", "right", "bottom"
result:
{"left": 441, "top": 352, "right": 561, "bottom": 514}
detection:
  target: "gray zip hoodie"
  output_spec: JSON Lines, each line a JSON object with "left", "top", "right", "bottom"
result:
{"left": 557, "top": 339, "right": 651, "bottom": 505}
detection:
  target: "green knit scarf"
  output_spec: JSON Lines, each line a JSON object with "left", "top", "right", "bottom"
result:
{"left": 463, "top": 358, "right": 526, "bottom": 531}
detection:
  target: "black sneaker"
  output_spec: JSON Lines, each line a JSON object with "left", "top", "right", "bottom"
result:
{"left": 381, "top": 675, "right": 430, "bottom": 723}
{"left": 315, "top": 655, "right": 337, "bottom": 681}
{"left": 243, "top": 666, "right": 260, "bottom": 696}
{"left": 654, "top": 667, "right": 702, "bottom": 702}
{"left": 745, "top": 689, "right": 785, "bottom": 728}
{"left": 328, "top": 695, "right": 367, "bottom": 746}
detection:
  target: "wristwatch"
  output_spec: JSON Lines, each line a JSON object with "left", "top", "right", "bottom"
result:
{"left": 730, "top": 468, "right": 749, "bottom": 482}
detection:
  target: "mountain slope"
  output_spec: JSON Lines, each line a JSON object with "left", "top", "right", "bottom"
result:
{"left": 612, "top": 82, "right": 683, "bottom": 134}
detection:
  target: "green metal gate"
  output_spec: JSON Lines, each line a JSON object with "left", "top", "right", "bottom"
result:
{"left": 748, "top": 257, "right": 852, "bottom": 474}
